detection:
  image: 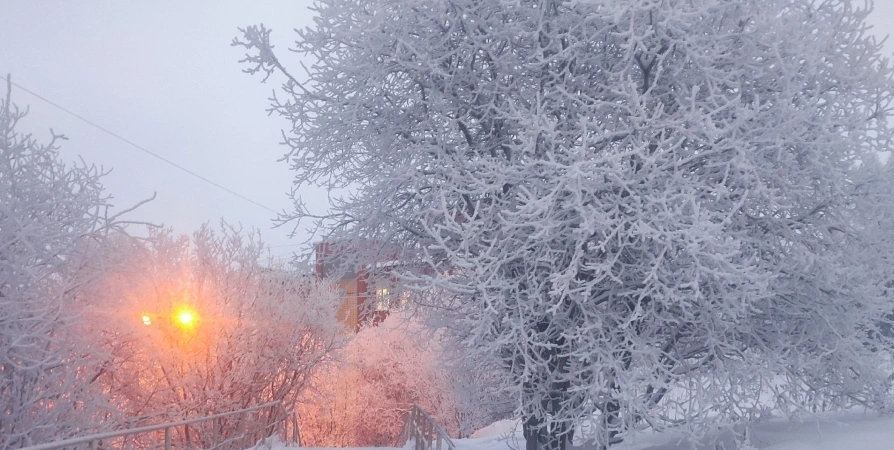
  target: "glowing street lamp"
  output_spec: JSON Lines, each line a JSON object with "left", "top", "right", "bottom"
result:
{"left": 142, "top": 315, "right": 152, "bottom": 326}
{"left": 174, "top": 308, "right": 197, "bottom": 329}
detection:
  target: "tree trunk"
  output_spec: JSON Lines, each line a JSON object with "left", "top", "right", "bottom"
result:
{"left": 522, "top": 378, "right": 572, "bottom": 450}
{"left": 523, "top": 414, "right": 543, "bottom": 450}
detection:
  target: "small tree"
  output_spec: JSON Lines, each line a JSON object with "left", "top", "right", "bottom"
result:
{"left": 298, "top": 312, "right": 505, "bottom": 446}
{"left": 238, "top": 1, "right": 894, "bottom": 448}
{"left": 298, "top": 315, "right": 430, "bottom": 447}
{"left": 0, "top": 81, "right": 118, "bottom": 448}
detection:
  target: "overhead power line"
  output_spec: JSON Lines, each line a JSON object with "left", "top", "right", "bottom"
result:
{"left": 3, "top": 75, "right": 280, "bottom": 215}
{"left": 268, "top": 243, "right": 305, "bottom": 249}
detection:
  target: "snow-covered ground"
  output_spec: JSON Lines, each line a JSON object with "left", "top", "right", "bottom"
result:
{"left": 257, "top": 437, "right": 401, "bottom": 450}
{"left": 467, "top": 413, "right": 894, "bottom": 450}
{"left": 261, "top": 412, "right": 894, "bottom": 450}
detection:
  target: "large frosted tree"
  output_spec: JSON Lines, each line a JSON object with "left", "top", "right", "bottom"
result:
{"left": 238, "top": 0, "right": 894, "bottom": 448}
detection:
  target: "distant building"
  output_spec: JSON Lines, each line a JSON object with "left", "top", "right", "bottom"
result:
{"left": 314, "top": 240, "right": 407, "bottom": 332}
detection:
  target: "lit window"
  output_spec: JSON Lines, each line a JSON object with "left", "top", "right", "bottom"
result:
{"left": 375, "top": 287, "right": 390, "bottom": 311}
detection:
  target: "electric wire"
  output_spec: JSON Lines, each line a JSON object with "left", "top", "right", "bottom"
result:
{"left": 3, "top": 75, "right": 280, "bottom": 215}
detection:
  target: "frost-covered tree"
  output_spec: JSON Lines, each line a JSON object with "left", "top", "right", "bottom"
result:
{"left": 0, "top": 82, "right": 118, "bottom": 448}
{"left": 297, "top": 312, "right": 507, "bottom": 446}
{"left": 298, "top": 313, "right": 446, "bottom": 447}
{"left": 77, "top": 224, "right": 345, "bottom": 444}
{"left": 849, "top": 156, "right": 894, "bottom": 346}
{"left": 237, "top": 1, "right": 894, "bottom": 449}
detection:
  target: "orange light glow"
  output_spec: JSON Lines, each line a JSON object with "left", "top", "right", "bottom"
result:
{"left": 142, "top": 315, "right": 152, "bottom": 326}
{"left": 174, "top": 308, "right": 197, "bottom": 329}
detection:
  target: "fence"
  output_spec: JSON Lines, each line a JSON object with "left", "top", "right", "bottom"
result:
{"left": 395, "top": 404, "right": 455, "bottom": 450}
{"left": 17, "top": 401, "right": 301, "bottom": 450}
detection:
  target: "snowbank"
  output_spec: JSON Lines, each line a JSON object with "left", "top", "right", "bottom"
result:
{"left": 256, "top": 411, "right": 894, "bottom": 450}
{"left": 457, "top": 413, "right": 894, "bottom": 450}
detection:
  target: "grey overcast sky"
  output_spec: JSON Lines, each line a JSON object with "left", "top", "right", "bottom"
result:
{"left": 0, "top": 1, "right": 319, "bottom": 261}
{"left": 1, "top": 1, "right": 893, "bottom": 260}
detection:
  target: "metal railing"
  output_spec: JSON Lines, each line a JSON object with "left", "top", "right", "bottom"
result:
{"left": 17, "top": 401, "right": 301, "bottom": 450}
{"left": 395, "top": 404, "right": 454, "bottom": 450}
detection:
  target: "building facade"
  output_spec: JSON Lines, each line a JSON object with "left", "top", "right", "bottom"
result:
{"left": 314, "top": 241, "right": 403, "bottom": 331}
